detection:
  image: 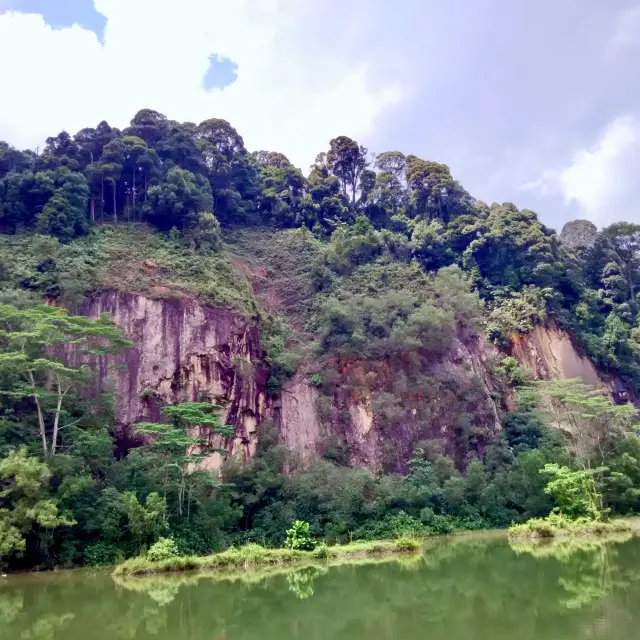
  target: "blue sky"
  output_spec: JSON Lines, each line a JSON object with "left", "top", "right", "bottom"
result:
{"left": 1, "top": 0, "right": 639, "bottom": 230}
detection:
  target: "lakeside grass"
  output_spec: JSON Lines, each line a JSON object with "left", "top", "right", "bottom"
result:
{"left": 113, "top": 552, "right": 426, "bottom": 596}
{"left": 113, "top": 539, "right": 422, "bottom": 577}
{"left": 508, "top": 514, "right": 633, "bottom": 541}
{"left": 114, "top": 518, "right": 640, "bottom": 577}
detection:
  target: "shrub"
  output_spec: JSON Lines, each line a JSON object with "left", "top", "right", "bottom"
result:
{"left": 395, "top": 537, "right": 421, "bottom": 552}
{"left": 309, "top": 373, "right": 323, "bottom": 387}
{"left": 419, "top": 508, "right": 456, "bottom": 535}
{"left": 312, "top": 543, "right": 329, "bottom": 559}
{"left": 84, "top": 542, "right": 124, "bottom": 567}
{"left": 147, "top": 537, "right": 179, "bottom": 562}
{"left": 285, "top": 520, "right": 316, "bottom": 551}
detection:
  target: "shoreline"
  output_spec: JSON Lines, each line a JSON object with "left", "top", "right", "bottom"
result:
{"left": 115, "top": 517, "right": 640, "bottom": 578}
{"left": 508, "top": 516, "right": 636, "bottom": 541}
{"left": 112, "top": 539, "right": 422, "bottom": 577}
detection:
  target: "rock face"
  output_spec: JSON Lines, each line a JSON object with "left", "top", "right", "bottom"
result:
{"left": 82, "top": 290, "right": 626, "bottom": 473}
{"left": 82, "top": 291, "right": 270, "bottom": 466}
{"left": 560, "top": 219, "right": 598, "bottom": 250}
{"left": 510, "top": 319, "right": 632, "bottom": 404}
{"left": 279, "top": 333, "right": 503, "bottom": 473}
{"left": 510, "top": 320, "right": 602, "bottom": 386}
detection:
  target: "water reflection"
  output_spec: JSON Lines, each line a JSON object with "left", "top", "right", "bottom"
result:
{"left": 510, "top": 534, "right": 637, "bottom": 610}
{"left": 3, "top": 535, "right": 640, "bottom": 640}
{"left": 286, "top": 566, "right": 327, "bottom": 600}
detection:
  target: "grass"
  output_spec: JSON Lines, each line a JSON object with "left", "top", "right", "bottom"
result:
{"left": 113, "top": 539, "right": 422, "bottom": 577}
{"left": 508, "top": 513, "right": 633, "bottom": 540}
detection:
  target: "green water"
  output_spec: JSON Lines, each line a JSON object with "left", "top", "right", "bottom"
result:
{"left": 3, "top": 534, "right": 640, "bottom": 639}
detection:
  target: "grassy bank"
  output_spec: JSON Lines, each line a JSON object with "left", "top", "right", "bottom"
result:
{"left": 113, "top": 539, "right": 422, "bottom": 577}
{"left": 508, "top": 514, "right": 633, "bottom": 540}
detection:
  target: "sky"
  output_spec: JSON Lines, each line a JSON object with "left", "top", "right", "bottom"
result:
{"left": 1, "top": 0, "right": 639, "bottom": 231}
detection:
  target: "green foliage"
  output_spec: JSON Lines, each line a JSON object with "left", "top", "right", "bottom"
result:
{"left": 509, "top": 512, "right": 630, "bottom": 539}
{"left": 262, "top": 316, "right": 301, "bottom": 393}
{"left": 0, "top": 302, "right": 131, "bottom": 455}
{"left": 495, "top": 356, "right": 530, "bottom": 387}
{"left": 5, "top": 107, "right": 640, "bottom": 574}
{"left": 542, "top": 464, "right": 601, "bottom": 521}
{"left": 285, "top": 520, "right": 316, "bottom": 551}
{"left": 395, "top": 536, "right": 422, "bottom": 552}
{"left": 122, "top": 491, "right": 166, "bottom": 546}
{"left": 312, "top": 542, "right": 329, "bottom": 559}
{"left": 83, "top": 542, "right": 123, "bottom": 567}
{"left": 0, "top": 448, "right": 74, "bottom": 563}
{"left": 147, "top": 537, "right": 179, "bottom": 562}
{"left": 486, "top": 286, "right": 552, "bottom": 345}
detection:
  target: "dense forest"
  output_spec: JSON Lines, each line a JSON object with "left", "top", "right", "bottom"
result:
{"left": 1, "top": 109, "right": 640, "bottom": 570}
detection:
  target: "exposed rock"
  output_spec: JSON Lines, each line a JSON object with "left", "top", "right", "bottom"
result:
{"left": 279, "top": 374, "right": 323, "bottom": 465}
{"left": 78, "top": 290, "right": 630, "bottom": 474}
{"left": 510, "top": 319, "right": 602, "bottom": 386}
{"left": 560, "top": 219, "right": 598, "bottom": 249}
{"left": 81, "top": 290, "right": 270, "bottom": 467}
{"left": 278, "top": 333, "right": 503, "bottom": 473}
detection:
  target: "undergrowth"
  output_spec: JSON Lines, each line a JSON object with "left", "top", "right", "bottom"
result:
{"left": 0, "top": 224, "right": 257, "bottom": 314}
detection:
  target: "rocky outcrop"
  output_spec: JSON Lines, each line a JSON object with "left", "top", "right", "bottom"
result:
{"left": 510, "top": 320, "right": 602, "bottom": 386}
{"left": 82, "top": 290, "right": 270, "bottom": 466}
{"left": 279, "top": 374, "right": 323, "bottom": 465}
{"left": 80, "top": 290, "right": 629, "bottom": 473}
{"left": 279, "top": 333, "right": 503, "bottom": 473}
{"left": 560, "top": 219, "right": 598, "bottom": 249}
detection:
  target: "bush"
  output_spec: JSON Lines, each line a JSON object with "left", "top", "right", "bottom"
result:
{"left": 312, "top": 543, "right": 329, "bottom": 559}
{"left": 419, "top": 508, "right": 456, "bottom": 535}
{"left": 147, "top": 537, "right": 179, "bottom": 562}
{"left": 285, "top": 520, "right": 316, "bottom": 551}
{"left": 395, "top": 537, "right": 421, "bottom": 552}
{"left": 83, "top": 542, "right": 124, "bottom": 567}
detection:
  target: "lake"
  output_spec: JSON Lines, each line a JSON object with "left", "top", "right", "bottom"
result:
{"left": 3, "top": 533, "right": 640, "bottom": 639}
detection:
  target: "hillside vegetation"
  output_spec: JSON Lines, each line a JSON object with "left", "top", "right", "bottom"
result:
{"left": 1, "top": 110, "right": 640, "bottom": 570}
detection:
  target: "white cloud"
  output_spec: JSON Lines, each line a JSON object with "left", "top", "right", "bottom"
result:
{"left": 0, "top": 0, "right": 402, "bottom": 170}
{"left": 522, "top": 116, "right": 640, "bottom": 227}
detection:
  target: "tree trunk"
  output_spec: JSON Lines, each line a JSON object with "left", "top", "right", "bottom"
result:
{"left": 132, "top": 165, "right": 136, "bottom": 221}
{"left": 51, "top": 376, "right": 68, "bottom": 455}
{"left": 89, "top": 153, "right": 95, "bottom": 222}
{"left": 28, "top": 371, "right": 47, "bottom": 455}
{"left": 626, "top": 263, "right": 634, "bottom": 301}
{"left": 112, "top": 180, "right": 117, "bottom": 223}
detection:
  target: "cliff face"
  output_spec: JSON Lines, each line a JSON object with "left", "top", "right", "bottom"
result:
{"left": 510, "top": 320, "right": 603, "bottom": 387}
{"left": 280, "top": 333, "right": 502, "bottom": 473}
{"left": 83, "top": 291, "right": 622, "bottom": 472}
{"left": 82, "top": 290, "right": 270, "bottom": 467}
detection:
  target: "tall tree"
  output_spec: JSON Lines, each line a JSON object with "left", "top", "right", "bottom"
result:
{"left": 98, "top": 139, "right": 125, "bottom": 222}
{"left": 134, "top": 403, "right": 233, "bottom": 520}
{"left": 0, "top": 448, "right": 74, "bottom": 565}
{"left": 121, "top": 136, "right": 149, "bottom": 218}
{"left": 0, "top": 304, "right": 131, "bottom": 455}
{"left": 602, "top": 223, "right": 640, "bottom": 302}
{"left": 124, "top": 109, "right": 168, "bottom": 147}
{"left": 145, "top": 167, "right": 213, "bottom": 231}
{"left": 327, "top": 136, "right": 368, "bottom": 205}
